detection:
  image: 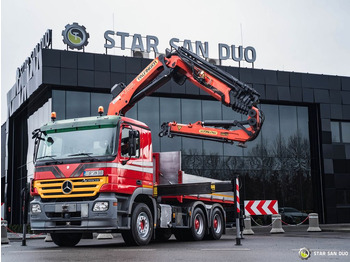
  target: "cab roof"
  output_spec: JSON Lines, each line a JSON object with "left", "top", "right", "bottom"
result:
{"left": 40, "top": 115, "right": 121, "bottom": 132}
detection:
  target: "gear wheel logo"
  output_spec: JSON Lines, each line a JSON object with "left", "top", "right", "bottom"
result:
{"left": 62, "top": 23, "right": 89, "bottom": 50}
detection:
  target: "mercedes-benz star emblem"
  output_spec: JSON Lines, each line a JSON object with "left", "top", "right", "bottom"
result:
{"left": 62, "top": 180, "right": 73, "bottom": 194}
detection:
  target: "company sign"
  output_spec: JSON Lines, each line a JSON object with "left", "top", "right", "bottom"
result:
{"left": 104, "top": 31, "right": 256, "bottom": 64}
{"left": 62, "top": 23, "right": 89, "bottom": 50}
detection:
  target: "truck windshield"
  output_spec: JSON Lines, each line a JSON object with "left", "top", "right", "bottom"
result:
{"left": 36, "top": 126, "right": 117, "bottom": 161}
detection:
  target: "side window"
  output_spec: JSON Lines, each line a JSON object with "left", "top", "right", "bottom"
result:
{"left": 121, "top": 127, "right": 140, "bottom": 158}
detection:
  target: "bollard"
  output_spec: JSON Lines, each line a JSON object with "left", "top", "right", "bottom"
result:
{"left": 97, "top": 233, "right": 113, "bottom": 240}
{"left": 45, "top": 233, "right": 53, "bottom": 242}
{"left": 270, "top": 214, "right": 285, "bottom": 234}
{"left": 1, "top": 220, "right": 10, "bottom": 244}
{"left": 307, "top": 213, "right": 322, "bottom": 232}
{"left": 243, "top": 216, "right": 254, "bottom": 235}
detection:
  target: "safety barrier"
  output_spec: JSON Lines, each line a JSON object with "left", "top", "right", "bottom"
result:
{"left": 45, "top": 233, "right": 53, "bottom": 242}
{"left": 270, "top": 214, "right": 285, "bottom": 233}
{"left": 245, "top": 213, "right": 321, "bottom": 234}
{"left": 243, "top": 216, "right": 254, "bottom": 235}
{"left": 307, "top": 213, "right": 322, "bottom": 232}
{"left": 1, "top": 220, "right": 10, "bottom": 244}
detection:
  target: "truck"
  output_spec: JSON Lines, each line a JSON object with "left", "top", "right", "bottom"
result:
{"left": 29, "top": 47, "right": 264, "bottom": 247}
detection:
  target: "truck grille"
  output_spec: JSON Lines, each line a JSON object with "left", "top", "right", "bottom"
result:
{"left": 34, "top": 177, "right": 108, "bottom": 198}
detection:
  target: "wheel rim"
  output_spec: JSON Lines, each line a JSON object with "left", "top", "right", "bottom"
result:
{"left": 213, "top": 213, "right": 222, "bottom": 234}
{"left": 137, "top": 212, "right": 150, "bottom": 239}
{"left": 194, "top": 213, "right": 204, "bottom": 235}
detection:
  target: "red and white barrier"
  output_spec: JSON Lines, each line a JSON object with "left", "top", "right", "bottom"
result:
{"left": 244, "top": 200, "right": 278, "bottom": 216}
{"left": 235, "top": 178, "right": 240, "bottom": 213}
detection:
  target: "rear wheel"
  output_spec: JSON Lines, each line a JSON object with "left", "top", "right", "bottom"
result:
{"left": 210, "top": 208, "right": 224, "bottom": 240}
{"left": 51, "top": 233, "right": 82, "bottom": 247}
{"left": 190, "top": 208, "right": 206, "bottom": 241}
{"left": 122, "top": 203, "right": 153, "bottom": 246}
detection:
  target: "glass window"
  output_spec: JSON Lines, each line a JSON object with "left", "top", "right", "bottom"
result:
{"left": 121, "top": 127, "right": 140, "bottom": 158}
{"left": 297, "top": 107, "right": 309, "bottom": 140}
{"left": 341, "top": 122, "right": 350, "bottom": 143}
{"left": 331, "top": 121, "right": 341, "bottom": 143}
{"left": 181, "top": 99, "right": 202, "bottom": 154}
{"left": 52, "top": 90, "right": 66, "bottom": 120}
{"left": 66, "top": 91, "right": 90, "bottom": 119}
{"left": 160, "top": 98, "right": 181, "bottom": 152}
{"left": 222, "top": 104, "right": 243, "bottom": 156}
{"left": 138, "top": 97, "right": 160, "bottom": 152}
{"left": 202, "top": 100, "right": 223, "bottom": 155}
{"left": 90, "top": 93, "right": 112, "bottom": 116}
{"left": 37, "top": 126, "right": 117, "bottom": 160}
{"left": 260, "top": 104, "right": 280, "bottom": 157}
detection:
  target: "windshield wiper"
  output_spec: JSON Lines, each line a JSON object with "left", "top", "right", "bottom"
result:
{"left": 36, "top": 155, "right": 63, "bottom": 164}
{"left": 68, "top": 153, "right": 100, "bottom": 162}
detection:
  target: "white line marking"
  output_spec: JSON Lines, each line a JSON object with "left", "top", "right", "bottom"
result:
{"left": 9, "top": 250, "right": 62, "bottom": 253}
{"left": 201, "top": 248, "right": 250, "bottom": 251}
{"left": 113, "top": 249, "right": 156, "bottom": 252}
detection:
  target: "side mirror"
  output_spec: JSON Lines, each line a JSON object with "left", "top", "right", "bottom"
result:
{"left": 128, "top": 130, "right": 139, "bottom": 157}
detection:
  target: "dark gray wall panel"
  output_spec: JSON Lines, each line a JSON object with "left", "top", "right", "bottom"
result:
{"left": 95, "top": 54, "right": 110, "bottom": 72}
{"left": 302, "top": 88, "right": 314, "bottom": 102}
{"left": 290, "top": 87, "right": 302, "bottom": 102}
{"left": 78, "top": 53, "right": 94, "bottom": 70}
{"left": 95, "top": 71, "right": 111, "bottom": 88}
{"left": 330, "top": 104, "right": 343, "bottom": 119}
{"left": 126, "top": 57, "right": 142, "bottom": 74}
{"left": 61, "top": 51, "right": 77, "bottom": 69}
{"left": 42, "top": 49, "right": 60, "bottom": 67}
{"left": 330, "top": 90, "right": 342, "bottom": 104}
{"left": 341, "top": 91, "right": 350, "bottom": 104}
{"left": 290, "top": 72, "right": 302, "bottom": 87}
{"left": 265, "top": 85, "right": 278, "bottom": 100}
{"left": 342, "top": 105, "right": 350, "bottom": 120}
{"left": 320, "top": 104, "right": 331, "bottom": 119}
{"left": 314, "top": 89, "right": 330, "bottom": 103}
{"left": 277, "top": 71, "right": 289, "bottom": 86}
{"left": 277, "top": 86, "right": 290, "bottom": 101}
{"left": 264, "top": 70, "right": 278, "bottom": 85}
{"left": 111, "top": 56, "right": 126, "bottom": 73}
{"left": 42, "top": 67, "right": 60, "bottom": 85}
{"left": 341, "top": 77, "right": 350, "bottom": 91}
{"left": 61, "top": 68, "right": 77, "bottom": 86}
{"left": 78, "top": 70, "right": 94, "bottom": 87}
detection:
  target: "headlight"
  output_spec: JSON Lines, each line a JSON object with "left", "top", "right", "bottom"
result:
{"left": 84, "top": 170, "right": 104, "bottom": 177}
{"left": 93, "top": 202, "right": 109, "bottom": 212}
{"left": 31, "top": 204, "right": 42, "bottom": 213}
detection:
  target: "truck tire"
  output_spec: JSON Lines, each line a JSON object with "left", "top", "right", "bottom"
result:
{"left": 122, "top": 203, "right": 153, "bottom": 246}
{"left": 190, "top": 208, "right": 206, "bottom": 241}
{"left": 209, "top": 208, "right": 224, "bottom": 240}
{"left": 51, "top": 233, "right": 82, "bottom": 247}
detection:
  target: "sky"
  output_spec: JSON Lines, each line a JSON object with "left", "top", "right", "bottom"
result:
{"left": 1, "top": 0, "right": 350, "bottom": 124}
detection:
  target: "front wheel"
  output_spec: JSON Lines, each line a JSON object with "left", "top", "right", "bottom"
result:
{"left": 51, "top": 233, "right": 82, "bottom": 247}
{"left": 122, "top": 203, "right": 153, "bottom": 246}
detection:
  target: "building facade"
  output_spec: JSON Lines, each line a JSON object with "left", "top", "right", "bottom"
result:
{"left": 2, "top": 45, "right": 350, "bottom": 224}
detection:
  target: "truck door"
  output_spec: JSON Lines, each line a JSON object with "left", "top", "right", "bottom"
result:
{"left": 119, "top": 125, "right": 152, "bottom": 189}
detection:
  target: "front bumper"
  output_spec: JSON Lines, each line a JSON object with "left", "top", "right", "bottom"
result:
{"left": 30, "top": 193, "right": 121, "bottom": 233}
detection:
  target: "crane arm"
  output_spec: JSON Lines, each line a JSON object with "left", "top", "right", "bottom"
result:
{"left": 107, "top": 47, "right": 264, "bottom": 145}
